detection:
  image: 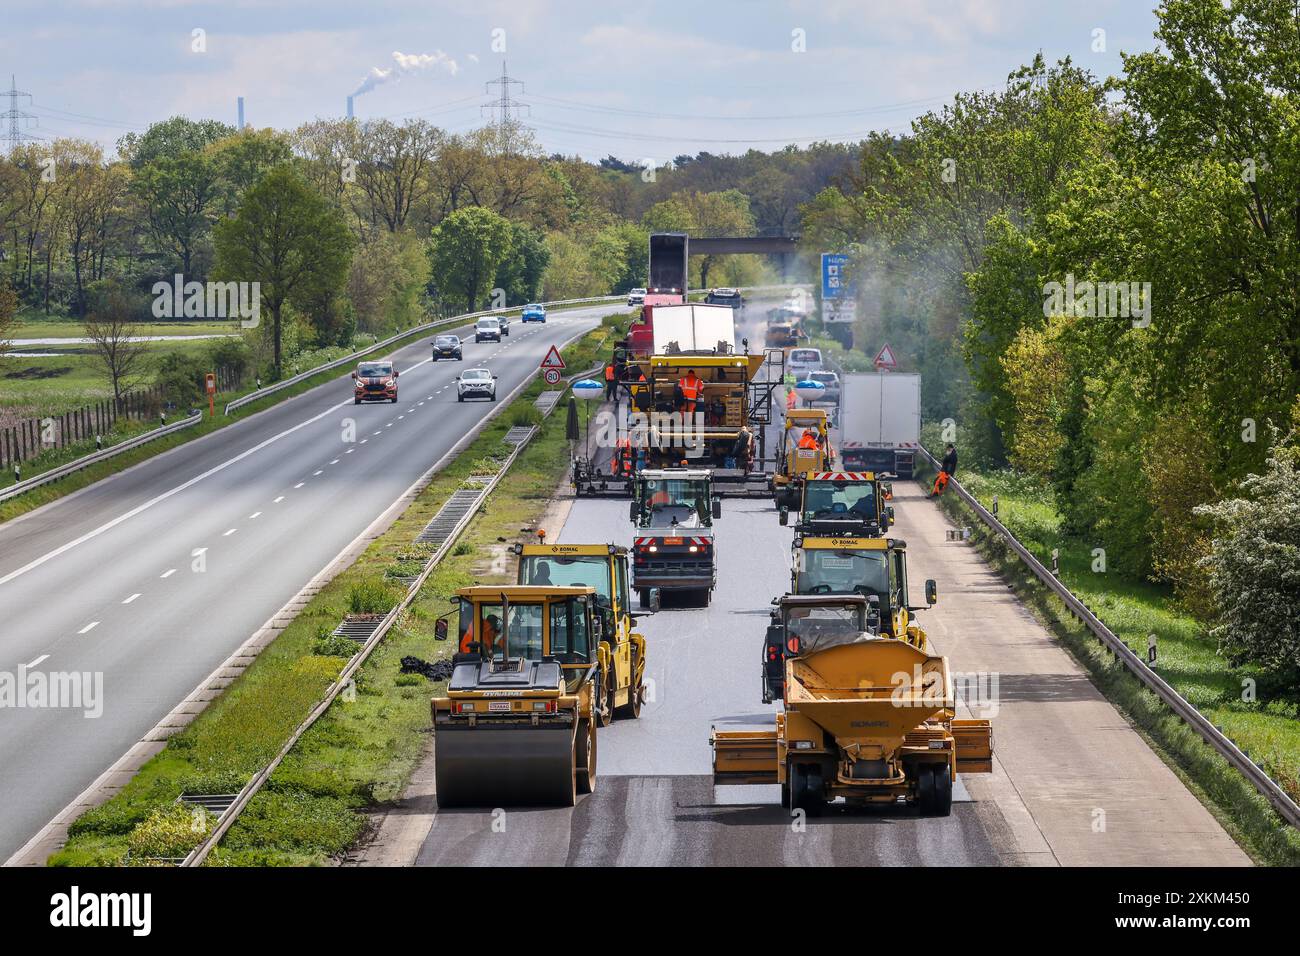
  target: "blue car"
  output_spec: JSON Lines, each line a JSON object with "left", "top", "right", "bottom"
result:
{"left": 521, "top": 303, "right": 546, "bottom": 323}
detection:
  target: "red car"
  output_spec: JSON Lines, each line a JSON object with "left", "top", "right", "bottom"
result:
{"left": 352, "top": 360, "right": 398, "bottom": 404}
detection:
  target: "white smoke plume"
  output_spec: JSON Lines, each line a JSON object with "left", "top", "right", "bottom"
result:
{"left": 353, "top": 50, "right": 459, "bottom": 97}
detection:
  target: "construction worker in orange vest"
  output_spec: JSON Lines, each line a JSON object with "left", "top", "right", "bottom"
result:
{"left": 797, "top": 428, "right": 820, "bottom": 450}
{"left": 604, "top": 362, "right": 617, "bottom": 401}
{"left": 615, "top": 435, "right": 633, "bottom": 477}
{"left": 462, "top": 612, "right": 502, "bottom": 656}
{"left": 677, "top": 369, "right": 703, "bottom": 416}
{"left": 786, "top": 388, "right": 797, "bottom": 411}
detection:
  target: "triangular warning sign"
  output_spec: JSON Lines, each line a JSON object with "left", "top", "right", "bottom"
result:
{"left": 873, "top": 344, "right": 898, "bottom": 370}
{"left": 540, "top": 345, "right": 566, "bottom": 370}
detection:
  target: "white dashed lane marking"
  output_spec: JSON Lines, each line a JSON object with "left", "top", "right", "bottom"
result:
{"left": 160, "top": 568, "right": 176, "bottom": 578}
{"left": 122, "top": 593, "right": 140, "bottom": 605}
{"left": 223, "top": 528, "right": 237, "bottom": 537}
{"left": 78, "top": 622, "right": 99, "bottom": 635}
{"left": 26, "top": 654, "right": 48, "bottom": 669}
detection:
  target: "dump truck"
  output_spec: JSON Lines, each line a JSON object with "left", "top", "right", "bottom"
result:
{"left": 771, "top": 407, "right": 834, "bottom": 509}
{"left": 515, "top": 541, "right": 648, "bottom": 723}
{"left": 430, "top": 585, "right": 605, "bottom": 807}
{"left": 630, "top": 468, "right": 721, "bottom": 607}
{"left": 711, "top": 592, "right": 993, "bottom": 815}
{"left": 778, "top": 471, "right": 893, "bottom": 537}
{"left": 838, "top": 371, "right": 921, "bottom": 478}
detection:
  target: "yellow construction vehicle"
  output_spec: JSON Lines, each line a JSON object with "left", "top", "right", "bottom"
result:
{"left": 620, "top": 352, "right": 775, "bottom": 495}
{"left": 514, "top": 541, "right": 648, "bottom": 722}
{"left": 430, "top": 585, "right": 606, "bottom": 807}
{"left": 771, "top": 407, "right": 833, "bottom": 509}
{"left": 712, "top": 592, "right": 993, "bottom": 815}
{"left": 779, "top": 471, "right": 893, "bottom": 536}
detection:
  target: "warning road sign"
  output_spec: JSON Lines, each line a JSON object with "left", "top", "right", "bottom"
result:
{"left": 540, "top": 345, "right": 566, "bottom": 370}
{"left": 873, "top": 344, "right": 899, "bottom": 370}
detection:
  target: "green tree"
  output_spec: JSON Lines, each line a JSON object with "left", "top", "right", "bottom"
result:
{"left": 1195, "top": 437, "right": 1300, "bottom": 694}
{"left": 213, "top": 167, "right": 354, "bottom": 378}
{"left": 494, "top": 220, "right": 550, "bottom": 304}
{"left": 428, "top": 206, "right": 513, "bottom": 313}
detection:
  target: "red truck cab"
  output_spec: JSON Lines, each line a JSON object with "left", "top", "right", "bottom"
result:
{"left": 352, "top": 359, "right": 398, "bottom": 404}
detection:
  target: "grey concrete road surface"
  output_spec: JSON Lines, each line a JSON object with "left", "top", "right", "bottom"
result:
{"left": 0, "top": 306, "right": 613, "bottom": 860}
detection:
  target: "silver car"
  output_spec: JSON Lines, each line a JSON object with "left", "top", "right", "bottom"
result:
{"left": 457, "top": 367, "right": 497, "bottom": 402}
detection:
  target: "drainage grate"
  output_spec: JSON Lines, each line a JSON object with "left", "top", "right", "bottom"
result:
{"left": 503, "top": 426, "right": 534, "bottom": 445}
{"left": 416, "top": 488, "right": 485, "bottom": 546}
{"left": 332, "top": 613, "right": 386, "bottom": 643}
{"left": 534, "top": 390, "right": 562, "bottom": 414}
{"left": 179, "top": 793, "right": 238, "bottom": 816}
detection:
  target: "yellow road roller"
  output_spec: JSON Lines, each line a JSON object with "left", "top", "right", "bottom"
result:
{"left": 712, "top": 592, "right": 992, "bottom": 816}
{"left": 430, "top": 585, "right": 604, "bottom": 808}
{"left": 514, "top": 541, "right": 648, "bottom": 722}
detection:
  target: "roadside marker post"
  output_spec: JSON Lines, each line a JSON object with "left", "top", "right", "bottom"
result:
{"left": 205, "top": 373, "right": 217, "bottom": 418}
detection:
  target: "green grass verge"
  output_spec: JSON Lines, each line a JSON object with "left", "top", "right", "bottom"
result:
{"left": 917, "top": 456, "right": 1300, "bottom": 866}
{"left": 49, "top": 313, "right": 625, "bottom": 867}
{"left": 1, "top": 303, "right": 609, "bottom": 526}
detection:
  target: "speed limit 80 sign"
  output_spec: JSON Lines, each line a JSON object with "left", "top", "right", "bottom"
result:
{"left": 544, "top": 368, "right": 561, "bottom": 385}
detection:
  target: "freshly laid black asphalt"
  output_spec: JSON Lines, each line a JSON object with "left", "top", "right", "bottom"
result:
{"left": 0, "top": 306, "right": 612, "bottom": 860}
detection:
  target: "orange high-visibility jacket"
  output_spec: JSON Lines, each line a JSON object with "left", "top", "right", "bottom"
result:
{"left": 604, "top": 364, "right": 616, "bottom": 381}
{"left": 678, "top": 373, "right": 702, "bottom": 401}
{"left": 798, "top": 431, "right": 819, "bottom": 449}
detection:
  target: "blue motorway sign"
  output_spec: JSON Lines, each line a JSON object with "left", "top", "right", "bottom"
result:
{"left": 821, "top": 253, "right": 850, "bottom": 299}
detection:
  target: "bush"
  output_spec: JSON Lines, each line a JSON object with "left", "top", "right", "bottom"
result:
{"left": 208, "top": 337, "right": 252, "bottom": 386}
{"left": 127, "top": 804, "right": 209, "bottom": 863}
{"left": 510, "top": 405, "right": 543, "bottom": 428}
{"left": 155, "top": 351, "right": 208, "bottom": 409}
{"left": 313, "top": 632, "right": 359, "bottom": 658}
{"left": 220, "top": 789, "right": 365, "bottom": 855}
{"left": 348, "top": 579, "right": 399, "bottom": 614}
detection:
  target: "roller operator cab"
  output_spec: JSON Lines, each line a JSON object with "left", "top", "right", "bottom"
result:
{"left": 629, "top": 468, "right": 721, "bottom": 608}
{"left": 352, "top": 360, "right": 398, "bottom": 404}
{"left": 515, "top": 542, "right": 649, "bottom": 724}
{"left": 779, "top": 472, "right": 893, "bottom": 537}
{"left": 430, "top": 586, "right": 605, "bottom": 807}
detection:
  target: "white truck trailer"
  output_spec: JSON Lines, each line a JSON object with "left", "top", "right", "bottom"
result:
{"left": 837, "top": 372, "right": 921, "bottom": 478}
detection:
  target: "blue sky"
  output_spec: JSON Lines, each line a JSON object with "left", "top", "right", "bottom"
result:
{"left": 3, "top": 1, "right": 1161, "bottom": 159}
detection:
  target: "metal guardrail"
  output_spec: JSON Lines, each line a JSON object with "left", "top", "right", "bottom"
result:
{"left": 0, "top": 412, "right": 203, "bottom": 505}
{"left": 916, "top": 446, "right": 1300, "bottom": 830}
{"left": 223, "top": 294, "right": 629, "bottom": 416}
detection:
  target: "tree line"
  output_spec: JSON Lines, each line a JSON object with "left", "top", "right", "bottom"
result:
{"left": 802, "top": 0, "right": 1299, "bottom": 684}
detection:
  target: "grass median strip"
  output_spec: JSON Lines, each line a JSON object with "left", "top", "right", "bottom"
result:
{"left": 50, "top": 314, "right": 622, "bottom": 866}
{"left": 919, "top": 457, "right": 1300, "bottom": 866}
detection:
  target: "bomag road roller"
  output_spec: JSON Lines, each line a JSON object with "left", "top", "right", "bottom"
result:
{"left": 711, "top": 592, "right": 993, "bottom": 816}
{"left": 431, "top": 585, "right": 606, "bottom": 808}
{"left": 779, "top": 471, "right": 893, "bottom": 537}
{"left": 515, "top": 541, "right": 649, "bottom": 722}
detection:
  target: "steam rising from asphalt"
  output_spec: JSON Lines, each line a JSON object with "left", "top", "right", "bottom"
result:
{"left": 353, "top": 51, "right": 459, "bottom": 96}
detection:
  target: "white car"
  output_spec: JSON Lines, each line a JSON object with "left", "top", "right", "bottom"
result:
{"left": 627, "top": 288, "right": 647, "bottom": 306}
{"left": 787, "top": 347, "right": 824, "bottom": 377}
{"left": 457, "top": 367, "right": 497, "bottom": 402}
{"left": 475, "top": 318, "right": 501, "bottom": 342}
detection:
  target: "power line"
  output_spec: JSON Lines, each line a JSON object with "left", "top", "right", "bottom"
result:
{"left": 3, "top": 75, "right": 40, "bottom": 153}
{"left": 482, "top": 60, "right": 529, "bottom": 148}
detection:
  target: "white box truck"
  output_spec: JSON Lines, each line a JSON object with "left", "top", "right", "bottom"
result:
{"left": 838, "top": 372, "right": 921, "bottom": 477}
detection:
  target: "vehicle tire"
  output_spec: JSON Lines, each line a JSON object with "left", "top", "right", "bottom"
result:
{"left": 457, "top": 393, "right": 464, "bottom": 402}
{"left": 391, "top": 396, "right": 397, "bottom": 403}
{"left": 576, "top": 718, "right": 597, "bottom": 794}
{"left": 925, "top": 763, "right": 953, "bottom": 817}
{"left": 638, "top": 588, "right": 650, "bottom": 610}
{"left": 916, "top": 763, "right": 936, "bottom": 813}
{"left": 431, "top": 355, "right": 437, "bottom": 363}
{"left": 616, "top": 649, "right": 642, "bottom": 719}
{"left": 780, "top": 781, "right": 791, "bottom": 810}
{"left": 353, "top": 398, "right": 360, "bottom": 405}
{"left": 793, "top": 764, "right": 824, "bottom": 817}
